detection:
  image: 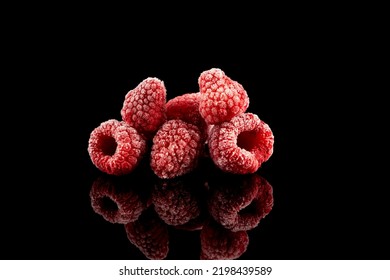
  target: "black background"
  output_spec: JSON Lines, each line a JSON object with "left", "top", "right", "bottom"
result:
{"left": 1, "top": 9, "right": 388, "bottom": 260}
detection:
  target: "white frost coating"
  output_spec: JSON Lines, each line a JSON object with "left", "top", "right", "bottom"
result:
{"left": 216, "top": 79, "right": 224, "bottom": 86}
{"left": 217, "top": 87, "right": 224, "bottom": 93}
{"left": 168, "top": 143, "right": 178, "bottom": 152}
{"left": 233, "top": 95, "right": 240, "bottom": 103}
{"left": 225, "top": 88, "right": 233, "bottom": 97}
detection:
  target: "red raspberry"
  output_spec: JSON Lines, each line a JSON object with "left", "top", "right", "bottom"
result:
{"left": 198, "top": 68, "right": 249, "bottom": 125}
{"left": 89, "top": 175, "right": 146, "bottom": 224}
{"left": 152, "top": 179, "right": 201, "bottom": 226}
{"left": 208, "top": 173, "right": 274, "bottom": 232}
{"left": 150, "top": 119, "right": 203, "bottom": 179}
{"left": 200, "top": 220, "right": 249, "bottom": 260}
{"left": 166, "top": 92, "right": 208, "bottom": 139}
{"left": 208, "top": 113, "right": 274, "bottom": 174}
{"left": 88, "top": 119, "right": 147, "bottom": 175}
{"left": 121, "top": 77, "right": 167, "bottom": 138}
{"left": 124, "top": 208, "right": 169, "bottom": 260}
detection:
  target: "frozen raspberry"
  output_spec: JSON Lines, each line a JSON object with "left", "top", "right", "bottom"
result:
{"left": 152, "top": 179, "right": 201, "bottom": 226}
{"left": 88, "top": 119, "right": 147, "bottom": 175}
{"left": 121, "top": 77, "right": 167, "bottom": 138}
{"left": 200, "top": 220, "right": 249, "bottom": 260}
{"left": 89, "top": 175, "right": 146, "bottom": 224}
{"left": 208, "top": 173, "right": 274, "bottom": 231}
{"left": 198, "top": 68, "right": 249, "bottom": 125}
{"left": 166, "top": 92, "right": 208, "bottom": 139}
{"left": 150, "top": 119, "right": 203, "bottom": 179}
{"left": 124, "top": 208, "right": 169, "bottom": 260}
{"left": 208, "top": 113, "right": 274, "bottom": 174}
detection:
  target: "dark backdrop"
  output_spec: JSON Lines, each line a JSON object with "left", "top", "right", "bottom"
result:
{"left": 2, "top": 13, "right": 387, "bottom": 260}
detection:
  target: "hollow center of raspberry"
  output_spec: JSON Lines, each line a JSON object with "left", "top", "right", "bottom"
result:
{"left": 237, "top": 130, "right": 261, "bottom": 152}
{"left": 99, "top": 135, "right": 117, "bottom": 156}
{"left": 101, "top": 196, "right": 118, "bottom": 212}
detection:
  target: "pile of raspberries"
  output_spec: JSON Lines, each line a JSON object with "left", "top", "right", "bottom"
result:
{"left": 88, "top": 68, "right": 274, "bottom": 178}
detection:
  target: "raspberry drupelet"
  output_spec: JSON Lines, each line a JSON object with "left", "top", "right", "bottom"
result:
{"left": 121, "top": 77, "right": 167, "bottom": 139}
{"left": 87, "top": 119, "right": 147, "bottom": 175}
{"left": 208, "top": 113, "right": 274, "bottom": 174}
{"left": 198, "top": 68, "right": 249, "bottom": 125}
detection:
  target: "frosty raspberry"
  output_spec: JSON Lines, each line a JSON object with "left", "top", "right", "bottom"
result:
{"left": 150, "top": 119, "right": 203, "bottom": 179}
{"left": 121, "top": 77, "right": 167, "bottom": 138}
{"left": 88, "top": 119, "right": 147, "bottom": 175}
{"left": 208, "top": 113, "right": 274, "bottom": 174}
{"left": 198, "top": 68, "right": 249, "bottom": 125}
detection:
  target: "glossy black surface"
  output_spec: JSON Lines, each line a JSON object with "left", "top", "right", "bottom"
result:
{"left": 2, "top": 43, "right": 388, "bottom": 260}
{"left": 87, "top": 160, "right": 274, "bottom": 260}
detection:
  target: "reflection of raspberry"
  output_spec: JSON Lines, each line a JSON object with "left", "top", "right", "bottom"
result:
{"left": 121, "top": 77, "right": 167, "bottom": 138}
{"left": 255, "top": 176, "right": 274, "bottom": 219}
{"left": 166, "top": 92, "right": 208, "bottom": 139}
{"left": 88, "top": 119, "right": 147, "bottom": 175}
{"left": 198, "top": 68, "right": 249, "bottom": 125}
{"left": 152, "top": 179, "right": 200, "bottom": 226}
{"left": 209, "top": 174, "right": 274, "bottom": 232}
{"left": 208, "top": 113, "right": 274, "bottom": 174}
{"left": 124, "top": 208, "right": 169, "bottom": 260}
{"left": 200, "top": 220, "right": 249, "bottom": 260}
{"left": 150, "top": 120, "right": 203, "bottom": 179}
{"left": 208, "top": 173, "right": 259, "bottom": 229}
{"left": 89, "top": 175, "right": 146, "bottom": 224}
